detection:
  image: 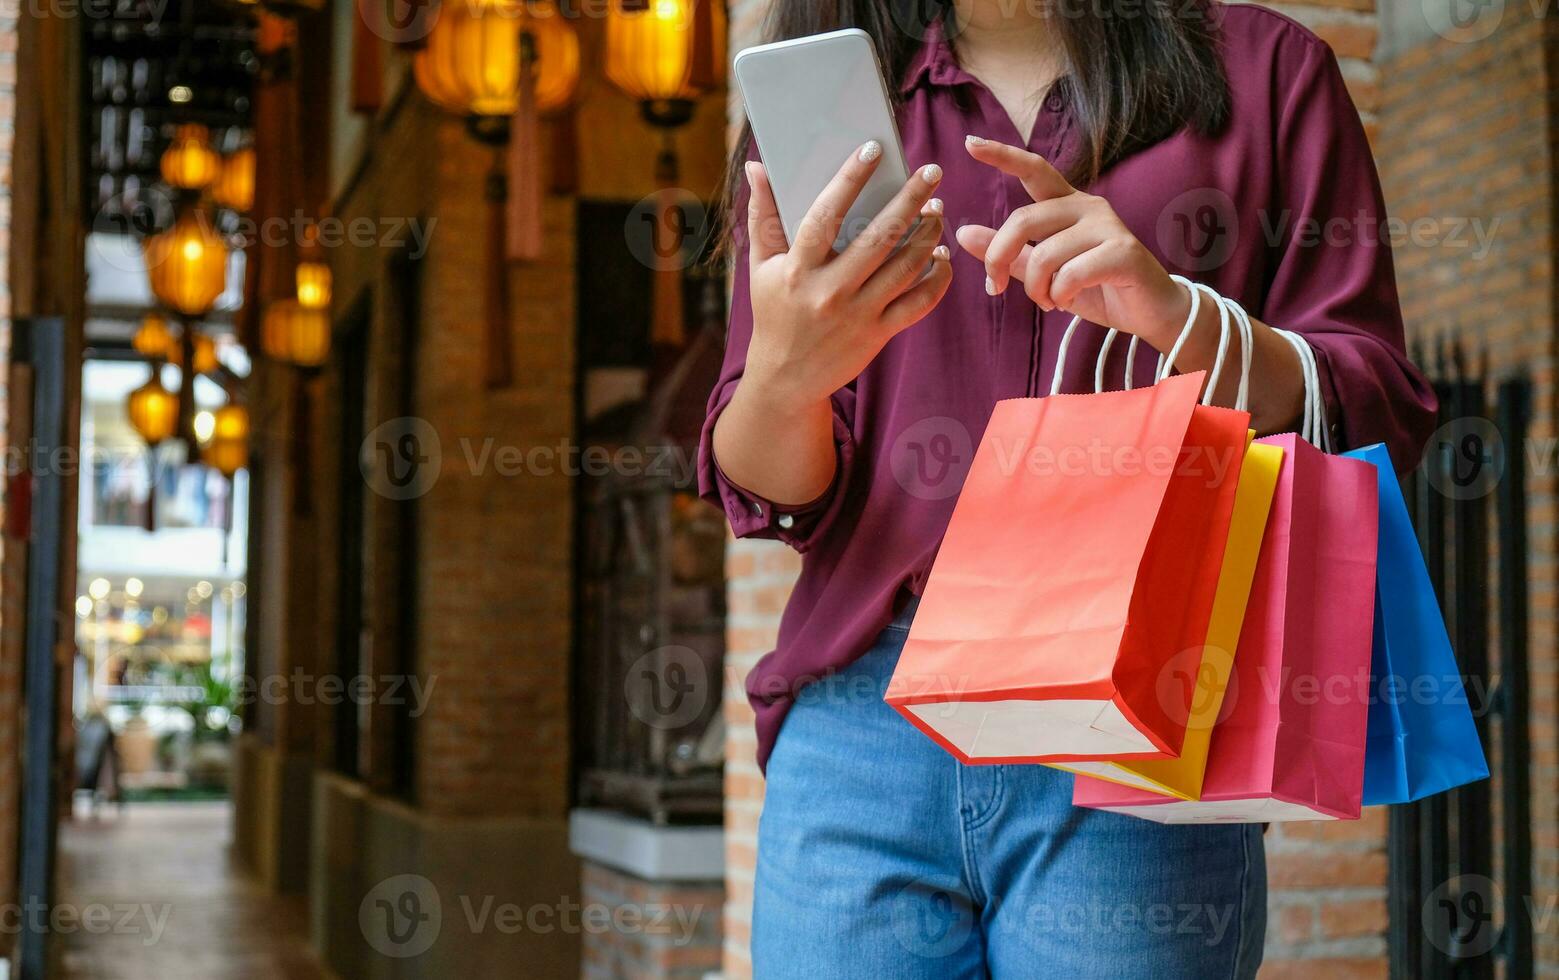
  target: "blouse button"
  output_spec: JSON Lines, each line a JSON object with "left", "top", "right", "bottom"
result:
{"left": 750, "top": 501, "right": 764, "bottom": 518}
{"left": 1044, "top": 91, "right": 1065, "bottom": 113}
{"left": 777, "top": 513, "right": 796, "bottom": 530}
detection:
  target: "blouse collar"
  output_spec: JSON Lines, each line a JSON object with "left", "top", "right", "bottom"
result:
{"left": 898, "top": 19, "right": 979, "bottom": 94}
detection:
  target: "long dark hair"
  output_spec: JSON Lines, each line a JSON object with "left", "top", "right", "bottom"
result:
{"left": 719, "top": 0, "right": 1230, "bottom": 250}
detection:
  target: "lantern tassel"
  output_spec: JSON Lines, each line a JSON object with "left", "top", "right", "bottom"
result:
{"left": 351, "top": 0, "right": 385, "bottom": 114}
{"left": 548, "top": 109, "right": 577, "bottom": 196}
{"left": 506, "top": 30, "right": 543, "bottom": 262}
{"left": 486, "top": 156, "right": 516, "bottom": 389}
{"left": 144, "top": 448, "right": 158, "bottom": 533}
{"left": 177, "top": 323, "right": 199, "bottom": 456}
{"left": 650, "top": 139, "right": 686, "bottom": 349}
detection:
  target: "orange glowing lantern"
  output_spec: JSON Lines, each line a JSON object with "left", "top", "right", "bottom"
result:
{"left": 202, "top": 404, "right": 251, "bottom": 477}
{"left": 605, "top": 0, "right": 726, "bottom": 126}
{"left": 414, "top": 0, "right": 580, "bottom": 120}
{"left": 263, "top": 299, "right": 330, "bottom": 368}
{"left": 133, "top": 312, "right": 175, "bottom": 360}
{"left": 143, "top": 209, "right": 229, "bottom": 317}
{"left": 191, "top": 332, "right": 219, "bottom": 375}
{"left": 159, "top": 124, "right": 221, "bottom": 190}
{"left": 212, "top": 147, "right": 256, "bottom": 212}
{"left": 127, "top": 372, "right": 180, "bottom": 446}
{"left": 295, "top": 260, "right": 333, "bottom": 310}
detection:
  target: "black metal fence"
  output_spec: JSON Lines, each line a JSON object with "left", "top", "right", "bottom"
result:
{"left": 1393, "top": 364, "right": 1534, "bottom": 979}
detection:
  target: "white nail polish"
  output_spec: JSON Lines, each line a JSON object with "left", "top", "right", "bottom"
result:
{"left": 932, "top": 245, "right": 950, "bottom": 261}
{"left": 922, "top": 164, "right": 943, "bottom": 183}
{"left": 966, "top": 134, "right": 987, "bottom": 146}
{"left": 925, "top": 198, "right": 944, "bottom": 216}
{"left": 985, "top": 275, "right": 998, "bottom": 296}
{"left": 858, "top": 140, "right": 883, "bottom": 163}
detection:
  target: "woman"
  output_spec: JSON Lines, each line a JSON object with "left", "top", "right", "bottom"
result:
{"left": 699, "top": 0, "right": 1436, "bottom": 975}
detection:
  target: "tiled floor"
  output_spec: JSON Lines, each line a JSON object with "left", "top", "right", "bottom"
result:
{"left": 56, "top": 802, "right": 327, "bottom": 979}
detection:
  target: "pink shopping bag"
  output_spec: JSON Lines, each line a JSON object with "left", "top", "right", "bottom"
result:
{"left": 1073, "top": 433, "right": 1379, "bottom": 821}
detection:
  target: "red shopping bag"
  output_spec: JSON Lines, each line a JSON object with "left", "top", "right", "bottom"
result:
{"left": 885, "top": 366, "right": 1250, "bottom": 764}
{"left": 1073, "top": 433, "right": 1380, "bottom": 821}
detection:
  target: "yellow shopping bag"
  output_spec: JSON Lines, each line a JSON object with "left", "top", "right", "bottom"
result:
{"left": 1052, "top": 437, "right": 1283, "bottom": 799}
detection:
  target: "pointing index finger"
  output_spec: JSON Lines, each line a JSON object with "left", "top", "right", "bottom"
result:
{"left": 965, "top": 135, "right": 1074, "bottom": 202}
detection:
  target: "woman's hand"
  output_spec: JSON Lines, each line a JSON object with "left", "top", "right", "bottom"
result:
{"left": 742, "top": 142, "right": 954, "bottom": 411}
{"left": 955, "top": 136, "right": 1189, "bottom": 349}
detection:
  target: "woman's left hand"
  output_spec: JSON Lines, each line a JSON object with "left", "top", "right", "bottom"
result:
{"left": 955, "top": 136, "right": 1189, "bottom": 348}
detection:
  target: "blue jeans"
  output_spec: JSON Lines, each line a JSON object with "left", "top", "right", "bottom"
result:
{"left": 752, "top": 606, "right": 1266, "bottom": 978}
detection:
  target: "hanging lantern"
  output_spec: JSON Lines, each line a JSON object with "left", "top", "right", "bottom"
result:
{"left": 605, "top": 0, "right": 726, "bottom": 127}
{"left": 414, "top": 0, "right": 580, "bottom": 119}
{"left": 525, "top": 4, "right": 582, "bottom": 114}
{"left": 143, "top": 208, "right": 229, "bottom": 317}
{"left": 413, "top": 0, "right": 527, "bottom": 122}
{"left": 132, "top": 312, "right": 175, "bottom": 360}
{"left": 159, "top": 124, "right": 221, "bottom": 191}
{"left": 127, "top": 372, "right": 180, "bottom": 446}
{"left": 296, "top": 260, "right": 333, "bottom": 310}
{"left": 202, "top": 404, "right": 250, "bottom": 478}
{"left": 263, "top": 299, "right": 330, "bottom": 368}
{"left": 191, "top": 332, "right": 219, "bottom": 375}
{"left": 211, "top": 147, "right": 256, "bottom": 212}
{"left": 605, "top": 0, "right": 726, "bottom": 353}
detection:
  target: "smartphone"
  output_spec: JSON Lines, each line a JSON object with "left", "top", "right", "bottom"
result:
{"left": 734, "top": 28, "right": 911, "bottom": 252}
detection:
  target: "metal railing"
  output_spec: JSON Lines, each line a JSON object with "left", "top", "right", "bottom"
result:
{"left": 1392, "top": 361, "right": 1533, "bottom": 979}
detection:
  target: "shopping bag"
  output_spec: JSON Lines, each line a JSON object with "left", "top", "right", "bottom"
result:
{"left": 1344, "top": 443, "right": 1489, "bottom": 803}
{"left": 1053, "top": 436, "right": 1283, "bottom": 799}
{"left": 886, "top": 301, "right": 1250, "bottom": 764}
{"left": 1073, "top": 433, "right": 1379, "bottom": 821}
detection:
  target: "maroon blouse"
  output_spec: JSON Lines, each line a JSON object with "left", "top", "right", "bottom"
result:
{"left": 699, "top": 5, "right": 1438, "bottom": 771}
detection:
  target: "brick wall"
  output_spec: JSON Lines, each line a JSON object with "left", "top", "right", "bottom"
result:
{"left": 1375, "top": 4, "right": 1559, "bottom": 975}
{"left": 718, "top": 4, "right": 1411, "bottom": 980}
{"left": 581, "top": 863, "right": 724, "bottom": 980}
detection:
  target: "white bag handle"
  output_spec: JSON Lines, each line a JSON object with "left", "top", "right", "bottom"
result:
{"left": 1079, "top": 278, "right": 1314, "bottom": 445}
{"left": 1273, "top": 327, "right": 1331, "bottom": 451}
{"left": 1090, "top": 277, "right": 1251, "bottom": 412}
{"left": 1181, "top": 282, "right": 1233, "bottom": 407}
{"left": 1067, "top": 274, "right": 1202, "bottom": 398}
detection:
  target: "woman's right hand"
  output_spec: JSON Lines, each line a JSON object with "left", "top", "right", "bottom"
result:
{"left": 740, "top": 142, "right": 953, "bottom": 409}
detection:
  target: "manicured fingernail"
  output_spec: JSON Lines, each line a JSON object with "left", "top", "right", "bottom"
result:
{"left": 921, "top": 164, "right": 942, "bottom": 184}
{"left": 744, "top": 161, "right": 757, "bottom": 188}
{"left": 924, "top": 198, "right": 944, "bottom": 216}
{"left": 966, "top": 134, "right": 987, "bottom": 146}
{"left": 932, "top": 245, "right": 950, "bottom": 261}
{"left": 985, "top": 275, "right": 998, "bottom": 295}
{"left": 858, "top": 140, "right": 882, "bottom": 163}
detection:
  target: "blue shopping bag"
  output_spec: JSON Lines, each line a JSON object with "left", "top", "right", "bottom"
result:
{"left": 1345, "top": 444, "right": 1489, "bottom": 804}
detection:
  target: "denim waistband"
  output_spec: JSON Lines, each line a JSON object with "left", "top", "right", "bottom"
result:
{"left": 884, "top": 596, "right": 920, "bottom": 633}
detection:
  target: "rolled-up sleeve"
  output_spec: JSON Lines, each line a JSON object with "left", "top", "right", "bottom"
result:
{"left": 697, "top": 177, "right": 858, "bottom": 553}
{"left": 1260, "top": 36, "right": 1438, "bottom": 472}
